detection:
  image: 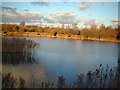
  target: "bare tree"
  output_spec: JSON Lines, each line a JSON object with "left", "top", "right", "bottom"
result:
{"left": 19, "top": 21, "right": 25, "bottom": 27}
{"left": 72, "top": 23, "right": 78, "bottom": 30}
{"left": 66, "top": 24, "right": 71, "bottom": 29}
{"left": 61, "top": 24, "right": 64, "bottom": 29}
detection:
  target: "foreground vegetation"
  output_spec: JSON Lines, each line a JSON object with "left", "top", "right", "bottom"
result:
{"left": 2, "top": 64, "right": 120, "bottom": 88}
{"left": 1, "top": 23, "right": 120, "bottom": 42}
{"left": 2, "top": 37, "right": 120, "bottom": 88}
{"left": 2, "top": 37, "right": 40, "bottom": 65}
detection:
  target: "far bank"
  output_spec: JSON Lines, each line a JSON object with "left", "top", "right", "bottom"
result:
{"left": 1, "top": 32, "right": 120, "bottom": 43}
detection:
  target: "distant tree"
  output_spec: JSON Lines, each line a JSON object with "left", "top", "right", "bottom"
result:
{"left": 99, "top": 24, "right": 106, "bottom": 30}
{"left": 1, "top": 23, "right": 118, "bottom": 39}
{"left": 117, "top": 32, "right": 120, "bottom": 40}
{"left": 81, "top": 28, "right": 88, "bottom": 37}
{"left": 19, "top": 21, "right": 25, "bottom": 27}
{"left": 0, "top": 24, "right": 2, "bottom": 32}
{"left": 19, "top": 27, "right": 24, "bottom": 33}
{"left": 72, "top": 23, "right": 78, "bottom": 30}
{"left": 29, "top": 30, "right": 35, "bottom": 32}
{"left": 76, "top": 30, "right": 80, "bottom": 35}
{"left": 61, "top": 24, "right": 64, "bottom": 29}
{"left": 66, "top": 24, "right": 71, "bottom": 29}
{"left": 24, "top": 29, "right": 27, "bottom": 32}
{"left": 53, "top": 32, "right": 57, "bottom": 36}
{"left": 116, "top": 25, "right": 120, "bottom": 40}
{"left": 40, "top": 22, "right": 42, "bottom": 27}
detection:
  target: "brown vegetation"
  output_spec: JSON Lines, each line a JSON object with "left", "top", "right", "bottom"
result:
{"left": 2, "top": 37, "right": 40, "bottom": 65}
{"left": 2, "top": 33, "right": 120, "bottom": 88}
{"left": 2, "top": 64, "right": 120, "bottom": 88}
{"left": 1, "top": 23, "right": 120, "bottom": 43}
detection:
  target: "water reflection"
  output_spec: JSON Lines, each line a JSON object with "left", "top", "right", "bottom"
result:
{"left": 118, "top": 43, "right": 120, "bottom": 73}
{"left": 28, "top": 37, "right": 119, "bottom": 81}
{"left": 2, "top": 37, "right": 120, "bottom": 82}
{"left": 2, "top": 37, "right": 39, "bottom": 65}
{"left": 118, "top": 59, "right": 120, "bottom": 73}
{"left": 2, "top": 52, "right": 38, "bottom": 65}
{"left": 117, "top": 43, "right": 120, "bottom": 88}
{"left": 2, "top": 64, "right": 56, "bottom": 88}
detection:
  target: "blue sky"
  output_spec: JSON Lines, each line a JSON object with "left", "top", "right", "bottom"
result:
{"left": 1, "top": 2, "right": 118, "bottom": 28}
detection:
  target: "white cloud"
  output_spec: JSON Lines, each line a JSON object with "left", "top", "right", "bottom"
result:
{"left": 2, "top": 6, "right": 78, "bottom": 24}
{"left": 1, "top": 5, "right": 17, "bottom": 14}
{"left": 2, "top": 8, "right": 103, "bottom": 27}
{"left": 76, "top": 16, "right": 84, "bottom": 23}
{"left": 2, "top": 10, "right": 44, "bottom": 23}
{"left": 55, "top": 7, "right": 61, "bottom": 10}
{"left": 112, "top": 19, "right": 120, "bottom": 25}
{"left": 83, "top": 18, "right": 102, "bottom": 26}
{"left": 31, "top": 2, "right": 50, "bottom": 6}
{"left": 2, "top": 7, "right": 78, "bottom": 24}
{"left": 46, "top": 11, "right": 78, "bottom": 24}
{"left": 2, "top": 5, "right": 103, "bottom": 27}
{"left": 78, "top": 2, "right": 91, "bottom": 11}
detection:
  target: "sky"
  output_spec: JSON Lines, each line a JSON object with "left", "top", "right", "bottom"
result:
{"left": 1, "top": 1, "right": 119, "bottom": 28}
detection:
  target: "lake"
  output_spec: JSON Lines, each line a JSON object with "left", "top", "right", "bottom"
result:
{"left": 2, "top": 37, "right": 120, "bottom": 85}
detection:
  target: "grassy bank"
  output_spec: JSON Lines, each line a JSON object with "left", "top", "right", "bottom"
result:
{"left": 2, "top": 23, "right": 120, "bottom": 43}
{"left": 2, "top": 32, "right": 120, "bottom": 43}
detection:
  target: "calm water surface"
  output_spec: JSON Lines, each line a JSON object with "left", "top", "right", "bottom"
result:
{"left": 3, "top": 37, "right": 120, "bottom": 82}
{"left": 27, "top": 37, "right": 119, "bottom": 81}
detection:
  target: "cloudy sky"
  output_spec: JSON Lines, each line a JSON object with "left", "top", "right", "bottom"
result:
{"left": 1, "top": 1, "right": 118, "bottom": 28}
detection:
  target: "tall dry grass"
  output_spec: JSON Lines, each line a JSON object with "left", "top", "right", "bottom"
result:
{"left": 2, "top": 64, "right": 120, "bottom": 88}
{"left": 2, "top": 37, "right": 40, "bottom": 65}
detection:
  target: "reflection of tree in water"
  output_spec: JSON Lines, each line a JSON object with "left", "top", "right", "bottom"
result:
{"left": 2, "top": 52, "right": 38, "bottom": 65}
{"left": 117, "top": 43, "right": 120, "bottom": 88}
{"left": 118, "top": 58, "right": 120, "bottom": 73}
{"left": 118, "top": 43, "right": 120, "bottom": 73}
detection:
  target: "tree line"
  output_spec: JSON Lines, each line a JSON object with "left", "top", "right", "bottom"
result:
{"left": 1, "top": 22, "right": 120, "bottom": 39}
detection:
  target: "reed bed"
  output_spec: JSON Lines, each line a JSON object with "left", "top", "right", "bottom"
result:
{"left": 2, "top": 64, "right": 120, "bottom": 88}
{"left": 2, "top": 37, "right": 40, "bottom": 65}
{"left": 2, "top": 37, "right": 39, "bottom": 53}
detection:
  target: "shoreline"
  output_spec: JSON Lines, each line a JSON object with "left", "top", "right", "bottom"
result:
{"left": 1, "top": 32, "right": 120, "bottom": 43}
